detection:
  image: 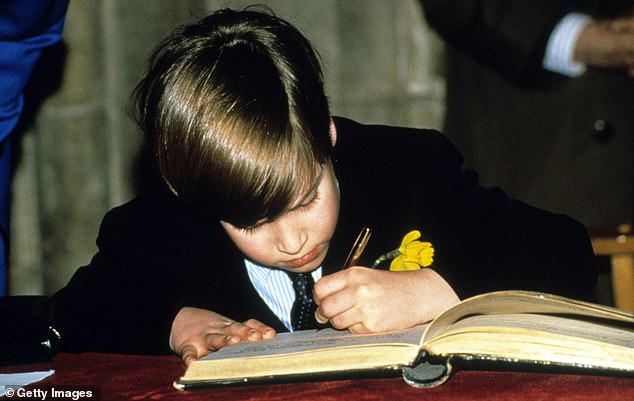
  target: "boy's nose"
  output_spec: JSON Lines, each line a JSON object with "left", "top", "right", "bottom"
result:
{"left": 274, "top": 223, "right": 308, "bottom": 255}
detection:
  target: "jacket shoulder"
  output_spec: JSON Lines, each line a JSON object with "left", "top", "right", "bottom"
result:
{"left": 331, "top": 116, "right": 463, "bottom": 172}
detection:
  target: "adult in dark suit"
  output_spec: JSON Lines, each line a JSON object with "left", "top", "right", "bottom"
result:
{"left": 420, "top": 0, "right": 634, "bottom": 228}
{"left": 52, "top": 9, "right": 597, "bottom": 362}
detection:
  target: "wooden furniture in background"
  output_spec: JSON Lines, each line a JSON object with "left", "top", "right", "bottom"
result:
{"left": 591, "top": 224, "right": 634, "bottom": 311}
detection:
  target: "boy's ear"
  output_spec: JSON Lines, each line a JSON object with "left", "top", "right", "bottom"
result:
{"left": 329, "top": 118, "right": 337, "bottom": 146}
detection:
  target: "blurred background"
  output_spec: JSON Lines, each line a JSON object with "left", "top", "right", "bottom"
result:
{"left": 8, "top": 0, "right": 447, "bottom": 295}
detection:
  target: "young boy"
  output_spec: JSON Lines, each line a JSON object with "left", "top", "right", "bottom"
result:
{"left": 51, "top": 7, "right": 597, "bottom": 364}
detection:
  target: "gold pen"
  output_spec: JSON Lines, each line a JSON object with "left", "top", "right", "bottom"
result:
{"left": 341, "top": 226, "right": 372, "bottom": 269}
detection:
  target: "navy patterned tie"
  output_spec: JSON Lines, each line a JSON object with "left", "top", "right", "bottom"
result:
{"left": 288, "top": 272, "right": 317, "bottom": 331}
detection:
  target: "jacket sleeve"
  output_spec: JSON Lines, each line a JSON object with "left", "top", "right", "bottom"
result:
{"left": 50, "top": 191, "right": 220, "bottom": 355}
{"left": 51, "top": 189, "right": 277, "bottom": 355}
{"left": 51, "top": 201, "right": 181, "bottom": 355}
{"left": 419, "top": 0, "right": 573, "bottom": 85}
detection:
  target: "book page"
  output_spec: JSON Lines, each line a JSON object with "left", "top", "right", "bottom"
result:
{"left": 424, "top": 291, "right": 634, "bottom": 342}
{"left": 447, "top": 314, "right": 634, "bottom": 348}
{"left": 423, "top": 313, "right": 634, "bottom": 370}
{"left": 201, "top": 326, "right": 426, "bottom": 361}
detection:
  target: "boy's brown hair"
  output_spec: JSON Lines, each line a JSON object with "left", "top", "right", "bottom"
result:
{"left": 134, "top": 7, "right": 332, "bottom": 226}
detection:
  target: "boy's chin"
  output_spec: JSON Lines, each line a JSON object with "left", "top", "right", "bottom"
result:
{"left": 281, "top": 265, "right": 319, "bottom": 274}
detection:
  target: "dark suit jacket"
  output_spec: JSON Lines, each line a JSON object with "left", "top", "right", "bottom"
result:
{"left": 52, "top": 117, "right": 597, "bottom": 354}
{"left": 421, "top": 0, "right": 634, "bottom": 227}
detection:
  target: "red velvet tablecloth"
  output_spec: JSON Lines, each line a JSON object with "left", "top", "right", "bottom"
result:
{"left": 2, "top": 353, "right": 633, "bottom": 401}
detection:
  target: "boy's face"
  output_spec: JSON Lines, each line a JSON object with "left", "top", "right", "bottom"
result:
{"left": 220, "top": 162, "right": 340, "bottom": 273}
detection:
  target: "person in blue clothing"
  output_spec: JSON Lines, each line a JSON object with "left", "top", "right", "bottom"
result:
{"left": 0, "top": 0, "right": 69, "bottom": 294}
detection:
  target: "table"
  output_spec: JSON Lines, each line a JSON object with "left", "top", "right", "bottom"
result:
{"left": 1, "top": 353, "right": 633, "bottom": 401}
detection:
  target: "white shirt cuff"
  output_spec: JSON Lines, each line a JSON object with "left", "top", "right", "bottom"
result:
{"left": 543, "top": 13, "right": 593, "bottom": 77}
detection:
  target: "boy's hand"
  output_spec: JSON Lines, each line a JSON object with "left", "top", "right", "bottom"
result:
{"left": 169, "top": 307, "right": 276, "bottom": 365}
{"left": 313, "top": 267, "right": 459, "bottom": 333}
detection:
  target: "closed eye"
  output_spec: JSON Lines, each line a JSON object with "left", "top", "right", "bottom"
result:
{"left": 238, "top": 219, "right": 267, "bottom": 235}
{"left": 294, "top": 191, "right": 320, "bottom": 212}
{"left": 239, "top": 226, "right": 258, "bottom": 235}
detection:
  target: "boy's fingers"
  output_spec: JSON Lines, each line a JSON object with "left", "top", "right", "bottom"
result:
{"left": 313, "top": 270, "right": 349, "bottom": 303}
{"left": 204, "top": 332, "right": 240, "bottom": 352}
{"left": 316, "top": 293, "right": 358, "bottom": 330}
{"left": 346, "top": 322, "right": 370, "bottom": 334}
{"left": 243, "top": 319, "right": 277, "bottom": 338}
{"left": 177, "top": 344, "right": 199, "bottom": 366}
{"left": 315, "top": 275, "right": 358, "bottom": 320}
{"left": 222, "top": 321, "right": 252, "bottom": 336}
{"left": 315, "top": 307, "right": 328, "bottom": 324}
{"left": 223, "top": 320, "right": 274, "bottom": 342}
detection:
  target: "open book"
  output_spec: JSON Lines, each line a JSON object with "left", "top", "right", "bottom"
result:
{"left": 174, "top": 290, "right": 634, "bottom": 389}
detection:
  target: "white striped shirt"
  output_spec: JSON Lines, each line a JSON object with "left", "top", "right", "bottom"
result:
{"left": 244, "top": 259, "right": 322, "bottom": 332}
{"left": 543, "top": 12, "right": 592, "bottom": 77}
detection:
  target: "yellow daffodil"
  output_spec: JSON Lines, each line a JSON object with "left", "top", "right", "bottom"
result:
{"left": 372, "top": 230, "right": 434, "bottom": 271}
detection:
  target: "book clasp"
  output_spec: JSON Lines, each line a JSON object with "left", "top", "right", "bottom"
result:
{"left": 402, "top": 356, "right": 452, "bottom": 388}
